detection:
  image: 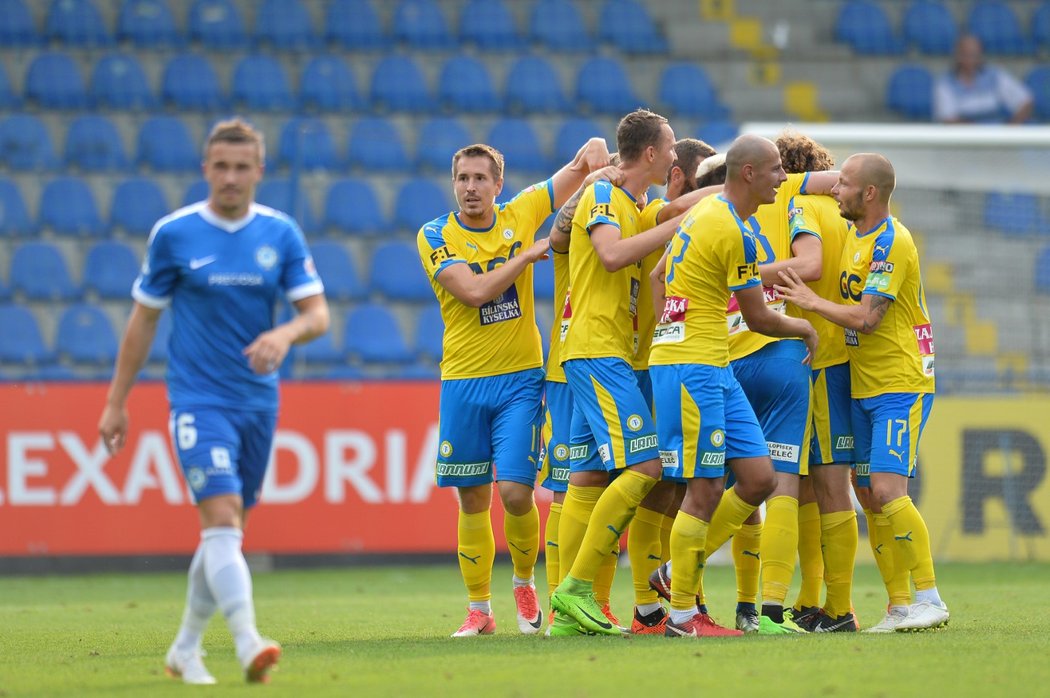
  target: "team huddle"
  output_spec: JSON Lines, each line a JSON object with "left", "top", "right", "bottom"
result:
{"left": 417, "top": 109, "right": 950, "bottom": 639}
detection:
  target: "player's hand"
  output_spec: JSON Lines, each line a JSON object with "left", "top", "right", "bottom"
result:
{"left": 773, "top": 268, "right": 819, "bottom": 311}
{"left": 800, "top": 322, "right": 818, "bottom": 366}
{"left": 585, "top": 165, "right": 624, "bottom": 187}
{"left": 524, "top": 237, "right": 552, "bottom": 263}
{"left": 577, "top": 137, "right": 611, "bottom": 172}
{"left": 244, "top": 329, "right": 293, "bottom": 375}
{"left": 98, "top": 403, "right": 129, "bottom": 456}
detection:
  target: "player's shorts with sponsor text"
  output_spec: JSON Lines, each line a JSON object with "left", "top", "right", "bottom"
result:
{"left": 810, "top": 362, "right": 854, "bottom": 466}
{"left": 851, "top": 392, "right": 934, "bottom": 484}
{"left": 539, "top": 379, "right": 572, "bottom": 492}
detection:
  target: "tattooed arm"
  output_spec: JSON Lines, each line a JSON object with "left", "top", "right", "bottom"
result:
{"left": 774, "top": 268, "right": 892, "bottom": 335}
{"left": 548, "top": 165, "right": 624, "bottom": 253}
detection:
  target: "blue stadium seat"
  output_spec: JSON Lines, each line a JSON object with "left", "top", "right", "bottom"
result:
{"left": 392, "top": 0, "right": 453, "bottom": 50}
{"left": 40, "top": 177, "right": 104, "bottom": 238}
{"left": 324, "top": 0, "right": 388, "bottom": 49}
{"left": 370, "top": 55, "right": 433, "bottom": 112}
{"left": 83, "top": 241, "right": 140, "bottom": 299}
{"left": 554, "top": 117, "right": 605, "bottom": 166}
{"left": 111, "top": 176, "right": 167, "bottom": 235}
{"left": 232, "top": 55, "right": 294, "bottom": 111}
{"left": 576, "top": 57, "right": 638, "bottom": 115}
{"left": 323, "top": 178, "right": 387, "bottom": 236}
{"left": 162, "top": 54, "right": 225, "bottom": 111}
{"left": 529, "top": 0, "right": 592, "bottom": 52}
{"left": 0, "top": 114, "right": 56, "bottom": 171}
{"left": 697, "top": 119, "right": 739, "bottom": 147}
{"left": 834, "top": 0, "right": 904, "bottom": 55}
{"left": 254, "top": 0, "right": 316, "bottom": 50}
{"left": 300, "top": 56, "right": 361, "bottom": 111}
{"left": 597, "top": 0, "right": 668, "bottom": 54}
{"left": 417, "top": 117, "right": 472, "bottom": 172}
{"left": 0, "top": 278, "right": 8, "bottom": 302}
{"left": 533, "top": 256, "right": 555, "bottom": 300}
{"left": 25, "top": 52, "right": 88, "bottom": 109}
{"left": 967, "top": 1, "right": 1031, "bottom": 56}
{"left": 369, "top": 241, "right": 434, "bottom": 301}
{"left": 1027, "top": 66, "right": 1050, "bottom": 121}
{"left": 1036, "top": 245, "right": 1050, "bottom": 293}
{"left": 309, "top": 241, "right": 365, "bottom": 301}
{"left": 117, "top": 0, "right": 181, "bottom": 48}
{"left": 504, "top": 56, "right": 567, "bottom": 114}
{"left": 256, "top": 179, "right": 317, "bottom": 232}
{"left": 297, "top": 326, "right": 345, "bottom": 366}
{"left": 0, "top": 178, "right": 36, "bottom": 237}
{"left": 0, "top": 62, "right": 20, "bottom": 109}
{"left": 63, "top": 115, "right": 128, "bottom": 172}
{"left": 56, "top": 303, "right": 118, "bottom": 365}
{"left": 886, "top": 64, "right": 933, "bottom": 120}
{"left": 395, "top": 363, "right": 439, "bottom": 380}
{"left": 183, "top": 179, "right": 208, "bottom": 206}
{"left": 188, "top": 0, "right": 247, "bottom": 48}
{"left": 90, "top": 53, "right": 156, "bottom": 111}
{"left": 0, "top": 304, "right": 54, "bottom": 365}
{"left": 984, "top": 192, "right": 1046, "bottom": 236}
{"left": 1035, "top": 3, "right": 1050, "bottom": 54}
{"left": 345, "top": 303, "right": 414, "bottom": 364}
{"left": 347, "top": 117, "right": 409, "bottom": 171}
{"left": 459, "top": 0, "right": 522, "bottom": 51}
{"left": 393, "top": 177, "right": 451, "bottom": 232}
{"left": 45, "top": 0, "right": 111, "bottom": 46}
{"left": 278, "top": 117, "right": 338, "bottom": 171}
{"left": 438, "top": 55, "right": 500, "bottom": 112}
{"left": 414, "top": 303, "right": 443, "bottom": 362}
{"left": 902, "top": 0, "right": 956, "bottom": 55}
{"left": 0, "top": 0, "right": 38, "bottom": 47}
{"left": 487, "top": 118, "right": 548, "bottom": 173}
{"left": 137, "top": 116, "right": 197, "bottom": 172}
{"left": 148, "top": 309, "right": 171, "bottom": 363}
{"left": 659, "top": 63, "right": 728, "bottom": 119}
{"left": 11, "top": 242, "right": 79, "bottom": 301}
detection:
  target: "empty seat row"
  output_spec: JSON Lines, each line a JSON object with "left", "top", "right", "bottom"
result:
{"left": 886, "top": 64, "right": 1050, "bottom": 121}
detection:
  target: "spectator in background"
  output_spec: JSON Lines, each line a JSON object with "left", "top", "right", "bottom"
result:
{"left": 933, "top": 34, "right": 1033, "bottom": 124}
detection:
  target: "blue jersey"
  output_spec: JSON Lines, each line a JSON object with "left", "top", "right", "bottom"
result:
{"left": 133, "top": 202, "right": 323, "bottom": 411}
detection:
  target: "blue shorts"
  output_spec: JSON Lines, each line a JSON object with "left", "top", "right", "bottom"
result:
{"left": 539, "top": 380, "right": 572, "bottom": 492}
{"left": 852, "top": 392, "right": 934, "bottom": 487}
{"left": 169, "top": 407, "right": 276, "bottom": 509}
{"left": 564, "top": 357, "right": 659, "bottom": 473}
{"left": 651, "top": 363, "right": 767, "bottom": 481}
{"left": 731, "top": 340, "right": 812, "bottom": 476}
{"left": 435, "top": 368, "right": 545, "bottom": 488}
{"left": 634, "top": 369, "right": 653, "bottom": 414}
{"left": 810, "top": 362, "right": 854, "bottom": 466}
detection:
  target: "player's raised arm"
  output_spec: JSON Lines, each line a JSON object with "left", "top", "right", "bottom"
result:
{"left": 590, "top": 210, "right": 686, "bottom": 272}
{"left": 549, "top": 137, "right": 612, "bottom": 208}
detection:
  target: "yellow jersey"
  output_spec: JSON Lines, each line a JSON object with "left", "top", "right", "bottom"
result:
{"left": 633, "top": 198, "right": 668, "bottom": 371}
{"left": 545, "top": 247, "right": 570, "bottom": 383}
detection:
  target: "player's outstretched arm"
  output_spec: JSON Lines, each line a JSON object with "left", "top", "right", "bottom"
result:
{"left": 736, "top": 284, "right": 818, "bottom": 364}
{"left": 244, "top": 293, "right": 330, "bottom": 375}
{"left": 549, "top": 166, "right": 624, "bottom": 253}
{"left": 656, "top": 184, "right": 723, "bottom": 224}
{"left": 99, "top": 303, "right": 162, "bottom": 455}
{"left": 549, "top": 137, "right": 612, "bottom": 209}
{"left": 591, "top": 211, "right": 686, "bottom": 272}
{"left": 802, "top": 170, "right": 839, "bottom": 196}
{"left": 759, "top": 233, "right": 823, "bottom": 284}
{"left": 437, "top": 238, "right": 551, "bottom": 308}
{"left": 774, "top": 268, "right": 891, "bottom": 335}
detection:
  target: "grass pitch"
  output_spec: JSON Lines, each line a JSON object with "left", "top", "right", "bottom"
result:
{"left": 1, "top": 561, "right": 1047, "bottom": 697}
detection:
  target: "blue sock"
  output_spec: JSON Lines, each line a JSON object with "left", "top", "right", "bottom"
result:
{"left": 736, "top": 601, "right": 756, "bottom": 614}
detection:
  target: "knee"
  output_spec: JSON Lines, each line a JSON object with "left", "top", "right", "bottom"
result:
{"left": 499, "top": 484, "right": 535, "bottom": 515}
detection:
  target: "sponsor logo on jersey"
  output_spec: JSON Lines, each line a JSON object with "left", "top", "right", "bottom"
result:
{"left": 869, "top": 260, "right": 894, "bottom": 273}
{"left": 436, "top": 462, "right": 491, "bottom": 477}
{"left": 189, "top": 255, "right": 217, "bottom": 270}
{"left": 598, "top": 443, "right": 612, "bottom": 463}
{"left": 660, "top": 450, "right": 679, "bottom": 469}
{"left": 768, "top": 441, "right": 800, "bottom": 463}
{"left": 439, "top": 440, "right": 453, "bottom": 458}
{"left": 187, "top": 467, "right": 207, "bottom": 492}
{"left": 701, "top": 452, "right": 726, "bottom": 466}
{"left": 844, "top": 328, "right": 859, "bottom": 347}
{"left": 855, "top": 462, "right": 870, "bottom": 477}
{"left": 835, "top": 435, "right": 855, "bottom": 451}
{"left": 569, "top": 445, "right": 590, "bottom": 461}
{"left": 552, "top": 444, "right": 569, "bottom": 461}
{"left": 208, "top": 273, "right": 263, "bottom": 286}
{"left": 502, "top": 228, "right": 514, "bottom": 240}
{"left": 255, "top": 245, "right": 278, "bottom": 271}
{"left": 626, "top": 414, "right": 644, "bottom": 431}
{"left": 628, "top": 435, "right": 658, "bottom": 453}
{"left": 479, "top": 285, "right": 522, "bottom": 325}
{"left": 710, "top": 429, "right": 725, "bottom": 447}
{"left": 550, "top": 467, "right": 569, "bottom": 482}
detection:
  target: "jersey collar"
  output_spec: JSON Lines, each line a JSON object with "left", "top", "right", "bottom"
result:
{"left": 199, "top": 204, "right": 257, "bottom": 233}
{"left": 453, "top": 211, "right": 497, "bottom": 232}
{"left": 856, "top": 216, "right": 893, "bottom": 238}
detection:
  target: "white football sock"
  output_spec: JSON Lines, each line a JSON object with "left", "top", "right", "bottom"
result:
{"left": 469, "top": 600, "right": 492, "bottom": 614}
{"left": 173, "top": 541, "right": 217, "bottom": 652}
{"left": 201, "top": 527, "right": 261, "bottom": 661}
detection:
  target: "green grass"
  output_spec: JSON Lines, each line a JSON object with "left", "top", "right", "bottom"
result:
{"left": 1, "top": 562, "right": 1047, "bottom": 697}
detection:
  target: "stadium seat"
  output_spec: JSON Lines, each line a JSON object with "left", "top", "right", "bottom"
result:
{"left": 300, "top": 56, "right": 361, "bottom": 112}
{"left": 659, "top": 63, "right": 728, "bottom": 119}
{"left": 297, "top": 325, "right": 345, "bottom": 366}
{"left": 1036, "top": 245, "right": 1050, "bottom": 293}
{"left": 697, "top": 119, "right": 739, "bottom": 147}
{"left": 278, "top": 117, "right": 338, "bottom": 171}
{"left": 0, "top": 114, "right": 56, "bottom": 171}
{"left": 902, "top": 0, "right": 956, "bottom": 55}
{"left": 0, "top": 177, "right": 36, "bottom": 237}
{"left": 1027, "top": 66, "right": 1050, "bottom": 121}
{"left": 576, "top": 56, "right": 638, "bottom": 114}
{"left": 347, "top": 117, "right": 409, "bottom": 171}
{"left": 10, "top": 242, "right": 79, "bottom": 301}
{"left": 0, "top": 0, "right": 38, "bottom": 47}
{"left": 393, "top": 178, "right": 451, "bottom": 233}
{"left": 438, "top": 55, "right": 501, "bottom": 112}
{"left": 344, "top": 303, "right": 414, "bottom": 363}
{"left": 553, "top": 117, "right": 605, "bottom": 166}
{"left": 533, "top": 255, "right": 555, "bottom": 300}
{"left": 370, "top": 55, "right": 433, "bottom": 113}
{"left": 147, "top": 309, "right": 171, "bottom": 363}
{"left": 0, "top": 305, "right": 54, "bottom": 365}
{"left": 1035, "top": 3, "right": 1050, "bottom": 54}
{"left": 136, "top": 116, "right": 198, "bottom": 172}
{"left": 504, "top": 56, "right": 568, "bottom": 114}
{"left": 597, "top": 0, "right": 668, "bottom": 54}
{"left": 324, "top": 0, "right": 388, "bottom": 49}
{"left": 254, "top": 0, "right": 316, "bottom": 50}
{"left": 323, "top": 178, "right": 387, "bottom": 236}
{"left": 886, "top": 64, "right": 934, "bottom": 120}
{"left": 45, "top": 0, "right": 111, "bottom": 47}
{"left": 983, "top": 192, "right": 1046, "bottom": 236}
{"left": 0, "top": 62, "right": 20, "bottom": 109}
{"left": 63, "top": 115, "right": 128, "bottom": 172}
{"left": 188, "top": 0, "right": 248, "bottom": 48}
{"left": 232, "top": 55, "right": 294, "bottom": 111}
{"left": 40, "top": 177, "right": 104, "bottom": 238}
{"left": 90, "top": 53, "right": 156, "bottom": 111}
{"left": 967, "top": 0, "right": 1031, "bottom": 56}
{"left": 56, "top": 303, "right": 118, "bottom": 365}
{"left": 183, "top": 179, "right": 208, "bottom": 206}
{"left": 117, "top": 0, "right": 181, "bottom": 48}
{"left": 834, "top": 0, "right": 904, "bottom": 55}
{"left": 111, "top": 176, "right": 168, "bottom": 235}
{"left": 392, "top": 0, "right": 453, "bottom": 50}
{"left": 459, "top": 0, "right": 522, "bottom": 51}
{"left": 256, "top": 179, "right": 317, "bottom": 232}
{"left": 529, "top": 0, "right": 593, "bottom": 52}
{"left": 369, "top": 241, "right": 435, "bottom": 301}
{"left": 83, "top": 241, "right": 140, "bottom": 299}
{"left": 417, "top": 117, "right": 472, "bottom": 172}
{"left": 309, "top": 241, "right": 365, "bottom": 301}
{"left": 161, "top": 54, "right": 225, "bottom": 111}
{"left": 25, "top": 52, "right": 88, "bottom": 109}
{"left": 487, "top": 118, "right": 548, "bottom": 173}
{"left": 414, "top": 303, "right": 443, "bottom": 362}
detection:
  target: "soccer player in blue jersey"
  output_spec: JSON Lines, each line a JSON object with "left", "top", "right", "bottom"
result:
{"left": 98, "top": 119, "right": 330, "bottom": 684}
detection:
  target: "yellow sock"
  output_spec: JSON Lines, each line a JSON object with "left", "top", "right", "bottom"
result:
{"left": 732, "top": 523, "right": 762, "bottom": 604}
{"left": 593, "top": 543, "right": 619, "bottom": 606}
{"left": 544, "top": 502, "right": 562, "bottom": 599}
{"left": 669, "top": 510, "right": 709, "bottom": 611}
{"left": 504, "top": 503, "right": 539, "bottom": 581}
{"left": 558, "top": 485, "right": 603, "bottom": 585}
{"left": 874, "top": 512, "right": 912, "bottom": 606}
{"left": 882, "top": 495, "right": 936, "bottom": 591}
{"left": 760, "top": 496, "right": 799, "bottom": 605}
{"left": 704, "top": 486, "right": 759, "bottom": 555}
{"left": 659, "top": 512, "right": 674, "bottom": 564}
{"left": 567, "top": 470, "right": 656, "bottom": 583}
{"left": 458, "top": 509, "right": 494, "bottom": 602}
{"left": 627, "top": 505, "right": 665, "bottom": 605}
{"left": 794, "top": 502, "right": 823, "bottom": 610}
{"left": 820, "top": 510, "right": 858, "bottom": 617}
